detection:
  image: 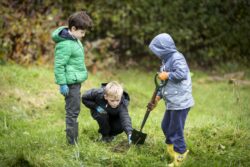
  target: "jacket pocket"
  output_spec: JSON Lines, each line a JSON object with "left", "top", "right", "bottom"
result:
{"left": 66, "top": 72, "right": 76, "bottom": 83}
{"left": 162, "top": 86, "right": 183, "bottom": 105}
{"left": 75, "top": 71, "right": 88, "bottom": 82}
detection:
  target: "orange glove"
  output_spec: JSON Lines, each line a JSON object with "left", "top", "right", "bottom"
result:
{"left": 158, "top": 71, "right": 169, "bottom": 81}
{"left": 147, "top": 96, "right": 161, "bottom": 111}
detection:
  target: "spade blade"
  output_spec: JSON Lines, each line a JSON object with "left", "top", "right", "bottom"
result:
{"left": 131, "top": 129, "right": 147, "bottom": 145}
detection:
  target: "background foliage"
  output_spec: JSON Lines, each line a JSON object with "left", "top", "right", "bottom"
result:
{"left": 0, "top": 0, "right": 249, "bottom": 69}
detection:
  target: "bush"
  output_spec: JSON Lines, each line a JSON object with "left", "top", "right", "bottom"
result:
{"left": 1, "top": 0, "right": 249, "bottom": 68}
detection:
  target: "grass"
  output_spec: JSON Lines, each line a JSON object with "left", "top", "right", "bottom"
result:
{"left": 0, "top": 64, "right": 250, "bottom": 167}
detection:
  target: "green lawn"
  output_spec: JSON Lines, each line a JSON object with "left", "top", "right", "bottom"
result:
{"left": 0, "top": 64, "right": 249, "bottom": 167}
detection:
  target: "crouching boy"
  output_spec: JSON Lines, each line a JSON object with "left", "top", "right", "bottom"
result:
{"left": 82, "top": 81, "right": 133, "bottom": 144}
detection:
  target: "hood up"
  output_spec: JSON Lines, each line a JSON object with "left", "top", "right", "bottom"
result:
{"left": 149, "top": 33, "right": 177, "bottom": 61}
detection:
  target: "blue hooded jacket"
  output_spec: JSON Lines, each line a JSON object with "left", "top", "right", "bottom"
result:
{"left": 149, "top": 33, "right": 194, "bottom": 110}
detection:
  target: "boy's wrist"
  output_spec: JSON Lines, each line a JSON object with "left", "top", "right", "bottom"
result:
{"left": 96, "top": 106, "right": 106, "bottom": 114}
{"left": 96, "top": 106, "right": 102, "bottom": 111}
{"left": 127, "top": 131, "right": 132, "bottom": 136}
{"left": 168, "top": 72, "right": 173, "bottom": 80}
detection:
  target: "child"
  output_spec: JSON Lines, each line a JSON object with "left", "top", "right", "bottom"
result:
{"left": 82, "top": 81, "right": 133, "bottom": 144}
{"left": 148, "top": 33, "right": 194, "bottom": 166}
{"left": 51, "top": 11, "right": 92, "bottom": 145}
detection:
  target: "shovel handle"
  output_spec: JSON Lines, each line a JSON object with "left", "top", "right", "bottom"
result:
{"left": 139, "top": 74, "right": 167, "bottom": 132}
{"left": 140, "top": 88, "right": 157, "bottom": 131}
{"left": 149, "top": 88, "right": 158, "bottom": 104}
{"left": 147, "top": 73, "right": 163, "bottom": 109}
{"left": 147, "top": 74, "right": 161, "bottom": 107}
{"left": 155, "top": 73, "right": 167, "bottom": 90}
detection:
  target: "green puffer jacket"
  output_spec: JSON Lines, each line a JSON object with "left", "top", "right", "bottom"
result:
{"left": 52, "top": 26, "right": 88, "bottom": 85}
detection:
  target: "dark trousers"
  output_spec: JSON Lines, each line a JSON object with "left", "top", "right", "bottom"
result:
{"left": 161, "top": 108, "right": 190, "bottom": 154}
{"left": 91, "top": 111, "right": 123, "bottom": 136}
{"left": 65, "top": 83, "right": 81, "bottom": 126}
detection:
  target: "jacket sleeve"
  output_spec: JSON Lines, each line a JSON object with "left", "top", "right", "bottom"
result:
{"left": 54, "top": 41, "right": 71, "bottom": 85}
{"left": 168, "top": 53, "right": 189, "bottom": 82}
{"left": 119, "top": 102, "right": 133, "bottom": 135}
{"left": 82, "top": 89, "right": 99, "bottom": 110}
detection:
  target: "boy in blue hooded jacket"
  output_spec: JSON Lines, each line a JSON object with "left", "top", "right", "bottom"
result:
{"left": 148, "top": 33, "right": 194, "bottom": 166}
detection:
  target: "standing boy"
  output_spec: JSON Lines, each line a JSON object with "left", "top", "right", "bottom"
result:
{"left": 51, "top": 11, "right": 92, "bottom": 145}
{"left": 82, "top": 81, "right": 133, "bottom": 144}
{"left": 148, "top": 33, "right": 194, "bottom": 166}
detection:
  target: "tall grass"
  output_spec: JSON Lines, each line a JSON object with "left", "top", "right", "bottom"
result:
{"left": 0, "top": 64, "right": 249, "bottom": 167}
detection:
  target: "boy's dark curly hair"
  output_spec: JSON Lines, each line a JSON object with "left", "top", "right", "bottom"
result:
{"left": 68, "top": 11, "right": 93, "bottom": 30}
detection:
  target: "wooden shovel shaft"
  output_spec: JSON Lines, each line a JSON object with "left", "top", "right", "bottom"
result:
{"left": 139, "top": 88, "right": 158, "bottom": 131}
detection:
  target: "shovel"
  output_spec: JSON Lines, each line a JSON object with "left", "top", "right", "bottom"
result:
{"left": 131, "top": 73, "right": 167, "bottom": 144}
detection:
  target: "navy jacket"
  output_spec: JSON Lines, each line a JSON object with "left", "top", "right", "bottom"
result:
{"left": 82, "top": 84, "right": 133, "bottom": 134}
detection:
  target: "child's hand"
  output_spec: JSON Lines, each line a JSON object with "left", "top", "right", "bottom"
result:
{"left": 147, "top": 96, "right": 161, "bottom": 111}
{"left": 128, "top": 133, "right": 132, "bottom": 145}
{"left": 60, "top": 85, "right": 69, "bottom": 96}
{"left": 158, "top": 71, "right": 169, "bottom": 80}
{"left": 96, "top": 106, "right": 107, "bottom": 114}
{"left": 147, "top": 102, "right": 156, "bottom": 110}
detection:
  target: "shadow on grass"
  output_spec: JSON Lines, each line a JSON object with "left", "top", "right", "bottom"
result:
{"left": 10, "top": 155, "right": 33, "bottom": 167}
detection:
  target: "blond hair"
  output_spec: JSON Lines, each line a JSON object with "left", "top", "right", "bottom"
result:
{"left": 104, "top": 81, "right": 123, "bottom": 99}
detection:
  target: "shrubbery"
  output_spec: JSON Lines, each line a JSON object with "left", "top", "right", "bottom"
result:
{"left": 0, "top": 0, "right": 249, "bottom": 68}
